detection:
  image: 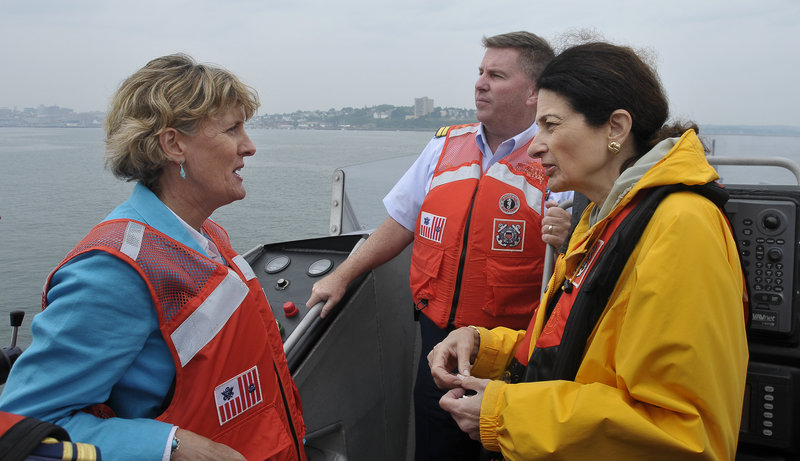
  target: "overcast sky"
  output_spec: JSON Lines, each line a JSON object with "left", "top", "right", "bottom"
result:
{"left": 1, "top": 0, "right": 798, "bottom": 126}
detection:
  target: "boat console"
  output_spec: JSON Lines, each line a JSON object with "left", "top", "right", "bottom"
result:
{"left": 725, "top": 185, "right": 800, "bottom": 460}
{"left": 242, "top": 234, "right": 417, "bottom": 461}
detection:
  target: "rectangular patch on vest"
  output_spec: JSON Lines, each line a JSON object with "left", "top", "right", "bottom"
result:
{"left": 572, "top": 238, "right": 605, "bottom": 289}
{"left": 419, "top": 212, "right": 446, "bottom": 243}
{"left": 214, "top": 366, "right": 262, "bottom": 426}
{"left": 491, "top": 219, "right": 525, "bottom": 252}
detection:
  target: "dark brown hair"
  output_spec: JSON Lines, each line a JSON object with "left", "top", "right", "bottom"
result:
{"left": 537, "top": 42, "right": 697, "bottom": 168}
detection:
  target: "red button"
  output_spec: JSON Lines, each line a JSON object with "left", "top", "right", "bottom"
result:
{"left": 283, "top": 301, "right": 299, "bottom": 318}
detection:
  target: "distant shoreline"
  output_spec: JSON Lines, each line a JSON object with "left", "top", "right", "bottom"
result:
{"left": 2, "top": 125, "right": 800, "bottom": 136}
{"left": 4, "top": 104, "right": 799, "bottom": 135}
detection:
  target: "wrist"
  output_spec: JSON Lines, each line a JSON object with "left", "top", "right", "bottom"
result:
{"left": 170, "top": 433, "right": 180, "bottom": 459}
{"left": 467, "top": 325, "right": 481, "bottom": 358}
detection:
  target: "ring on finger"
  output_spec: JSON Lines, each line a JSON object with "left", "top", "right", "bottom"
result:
{"left": 547, "top": 225, "right": 554, "bottom": 233}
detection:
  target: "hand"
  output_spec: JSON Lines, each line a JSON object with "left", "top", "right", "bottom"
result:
{"left": 171, "top": 428, "right": 246, "bottom": 461}
{"left": 438, "top": 376, "right": 490, "bottom": 441}
{"left": 306, "top": 271, "right": 348, "bottom": 318}
{"left": 427, "top": 327, "right": 480, "bottom": 390}
{"left": 541, "top": 200, "right": 571, "bottom": 248}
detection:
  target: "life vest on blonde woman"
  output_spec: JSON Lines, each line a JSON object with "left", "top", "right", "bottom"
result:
{"left": 43, "top": 219, "right": 306, "bottom": 461}
{"left": 409, "top": 123, "right": 548, "bottom": 330}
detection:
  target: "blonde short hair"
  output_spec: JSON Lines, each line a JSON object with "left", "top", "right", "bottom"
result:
{"left": 104, "top": 53, "right": 259, "bottom": 192}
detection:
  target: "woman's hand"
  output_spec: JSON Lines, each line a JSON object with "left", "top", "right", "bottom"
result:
{"left": 438, "top": 376, "right": 490, "bottom": 441}
{"left": 427, "top": 327, "right": 480, "bottom": 390}
{"left": 171, "top": 428, "right": 246, "bottom": 461}
{"left": 541, "top": 200, "right": 572, "bottom": 247}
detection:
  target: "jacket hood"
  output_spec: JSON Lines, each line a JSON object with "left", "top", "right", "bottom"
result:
{"left": 590, "top": 129, "right": 718, "bottom": 225}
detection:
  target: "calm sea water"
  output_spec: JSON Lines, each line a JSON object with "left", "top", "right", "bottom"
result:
{"left": 1, "top": 128, "right": 799, "bottom": 349}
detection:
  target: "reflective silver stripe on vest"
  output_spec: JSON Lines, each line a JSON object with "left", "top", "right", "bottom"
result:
{"left": 449, "top": 125, "right": 479, "bottom": 137}
{"left": 430, "top": 163, "right": 481, "bottom": 190}
{"left": 231, "top": 255, "right": 256, "bottom": 281}
{"left": 171, "top": 268, "right": 249, "bottom": 367}
{"left": 486, "top": 163, "right": 544, "bottom": 215}
{"left": 120, "top": 221, "right": 145, "bottom": 261}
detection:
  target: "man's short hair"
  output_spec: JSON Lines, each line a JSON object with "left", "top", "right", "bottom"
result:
{"left": 482, "top": 31, "right": 555, "bottom": 82}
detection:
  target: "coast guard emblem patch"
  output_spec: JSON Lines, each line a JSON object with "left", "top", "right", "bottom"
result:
{"left": 492, "top": 219, "right": 525, "bottom": 252}
{"left": 214, "top": 366, "right": 262, "bottom": 425}
{"left": 419, "top": 211, "right": 446, "bottom": 243}
{"left": 499, "top": 193, "right": 520, "bottom": 215}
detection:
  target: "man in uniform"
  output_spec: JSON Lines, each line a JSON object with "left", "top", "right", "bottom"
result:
{"left": 306, "top": 31, "right": 572, "bottom": 460}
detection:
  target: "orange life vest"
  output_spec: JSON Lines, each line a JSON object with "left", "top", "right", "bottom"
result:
{"left": 0, "top": 411, "right": 25, "bottom": 435}
{"left": 513, "top": 183, "right": 746, "bottom": 380}
{"left": 409, "top": 124, "right": 548, "bottom": 330}
{"left": 44, "top": 219, "right": 306, "bottom": 461}
{"left": 513, "top": 197, "right": 637, "bottom": 365}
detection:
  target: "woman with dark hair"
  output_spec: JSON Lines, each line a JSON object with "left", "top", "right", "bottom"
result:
{"left": 428, "top": 42, "right": 748, "bottom": 460}
{"left": 0, "top": 54, "right": 306, "bottom": 461}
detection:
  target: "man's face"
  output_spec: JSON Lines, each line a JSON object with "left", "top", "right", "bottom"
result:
{"left": 474, "top": 47, "right": 537, "bottom": 133}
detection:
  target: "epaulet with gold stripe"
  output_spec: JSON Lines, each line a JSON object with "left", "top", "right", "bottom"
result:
{"left": 435, "top": 126, "right": 451, "bottom": 138}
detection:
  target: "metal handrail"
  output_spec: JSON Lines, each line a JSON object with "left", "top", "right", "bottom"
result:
{"left": 541, "top": 198, "right": 573, "bottom": 299}
{"left": 708, "top": 156, "right": 800, "bottom": 185}
{"left": 283, "top": 236, "right": 367, "bottom": 355}
{"left": 539, "top": 156, "right": 800, "bottom": 296}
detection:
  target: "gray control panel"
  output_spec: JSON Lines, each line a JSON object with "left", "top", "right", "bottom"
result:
{"left": 725, "top": 198, "right": 796, "bottom": 336}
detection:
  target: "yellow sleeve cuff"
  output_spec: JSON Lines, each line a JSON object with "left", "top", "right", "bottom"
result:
{"left": 472, "top": 327, "right": 525, "bottom": 379}
{"left": 480, "top": 379, "right": 507, "bottom": 452}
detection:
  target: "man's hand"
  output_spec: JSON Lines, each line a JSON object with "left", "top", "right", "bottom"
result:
{"left": 171, "top": 428, "right": 246, "bottom": 461}
{"left": 306, "top": 271, "right": 348, "bottom": 318}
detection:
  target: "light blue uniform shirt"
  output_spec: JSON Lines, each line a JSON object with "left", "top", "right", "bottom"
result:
{"left": 384, "top": 122, "right": 572, "bottom": 231}
{"left": 0, "top": 183, "right": 214, "bottom": 461}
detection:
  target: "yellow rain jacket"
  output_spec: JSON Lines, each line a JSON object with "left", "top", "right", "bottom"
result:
{"left": 472, "top": 130, "right": 748, "bottom": 460}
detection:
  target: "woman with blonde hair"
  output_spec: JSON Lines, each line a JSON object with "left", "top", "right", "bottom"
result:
{"left": 0, "top": 54, "right": 306, "bottom": 461}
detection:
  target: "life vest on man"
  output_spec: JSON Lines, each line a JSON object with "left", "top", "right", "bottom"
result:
{"left": 44, "top": 219, "right": 306, "bottom": 461}
{"left": 409, "top": 123, "right": 548, "bottom": 330}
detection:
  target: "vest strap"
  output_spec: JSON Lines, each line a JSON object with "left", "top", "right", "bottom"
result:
{"left": 524, "top": 183, "right": 730, "bottom": 382}
{"left": 0, "top": 414, "right": 71, "bottom": 461}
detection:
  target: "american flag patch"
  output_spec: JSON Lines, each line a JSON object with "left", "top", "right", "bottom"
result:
{"left": 419, "top": 212, "right": 446, "bottom": 243}
{"left": 214, "top": 366, "right": 262, "bottom": 425}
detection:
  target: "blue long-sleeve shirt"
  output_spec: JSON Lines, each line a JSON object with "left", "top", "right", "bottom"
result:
{"left": 0, "top": 183, "right": 215, "bottom": 460}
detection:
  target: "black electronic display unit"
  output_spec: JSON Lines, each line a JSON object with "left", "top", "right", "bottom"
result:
{"left": 725, "top": 185, "right": 800, "bottom": 459}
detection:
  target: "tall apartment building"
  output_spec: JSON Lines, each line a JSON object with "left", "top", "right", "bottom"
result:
{"left": 414, "top": 97, "right": 434, "bottom": 117}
